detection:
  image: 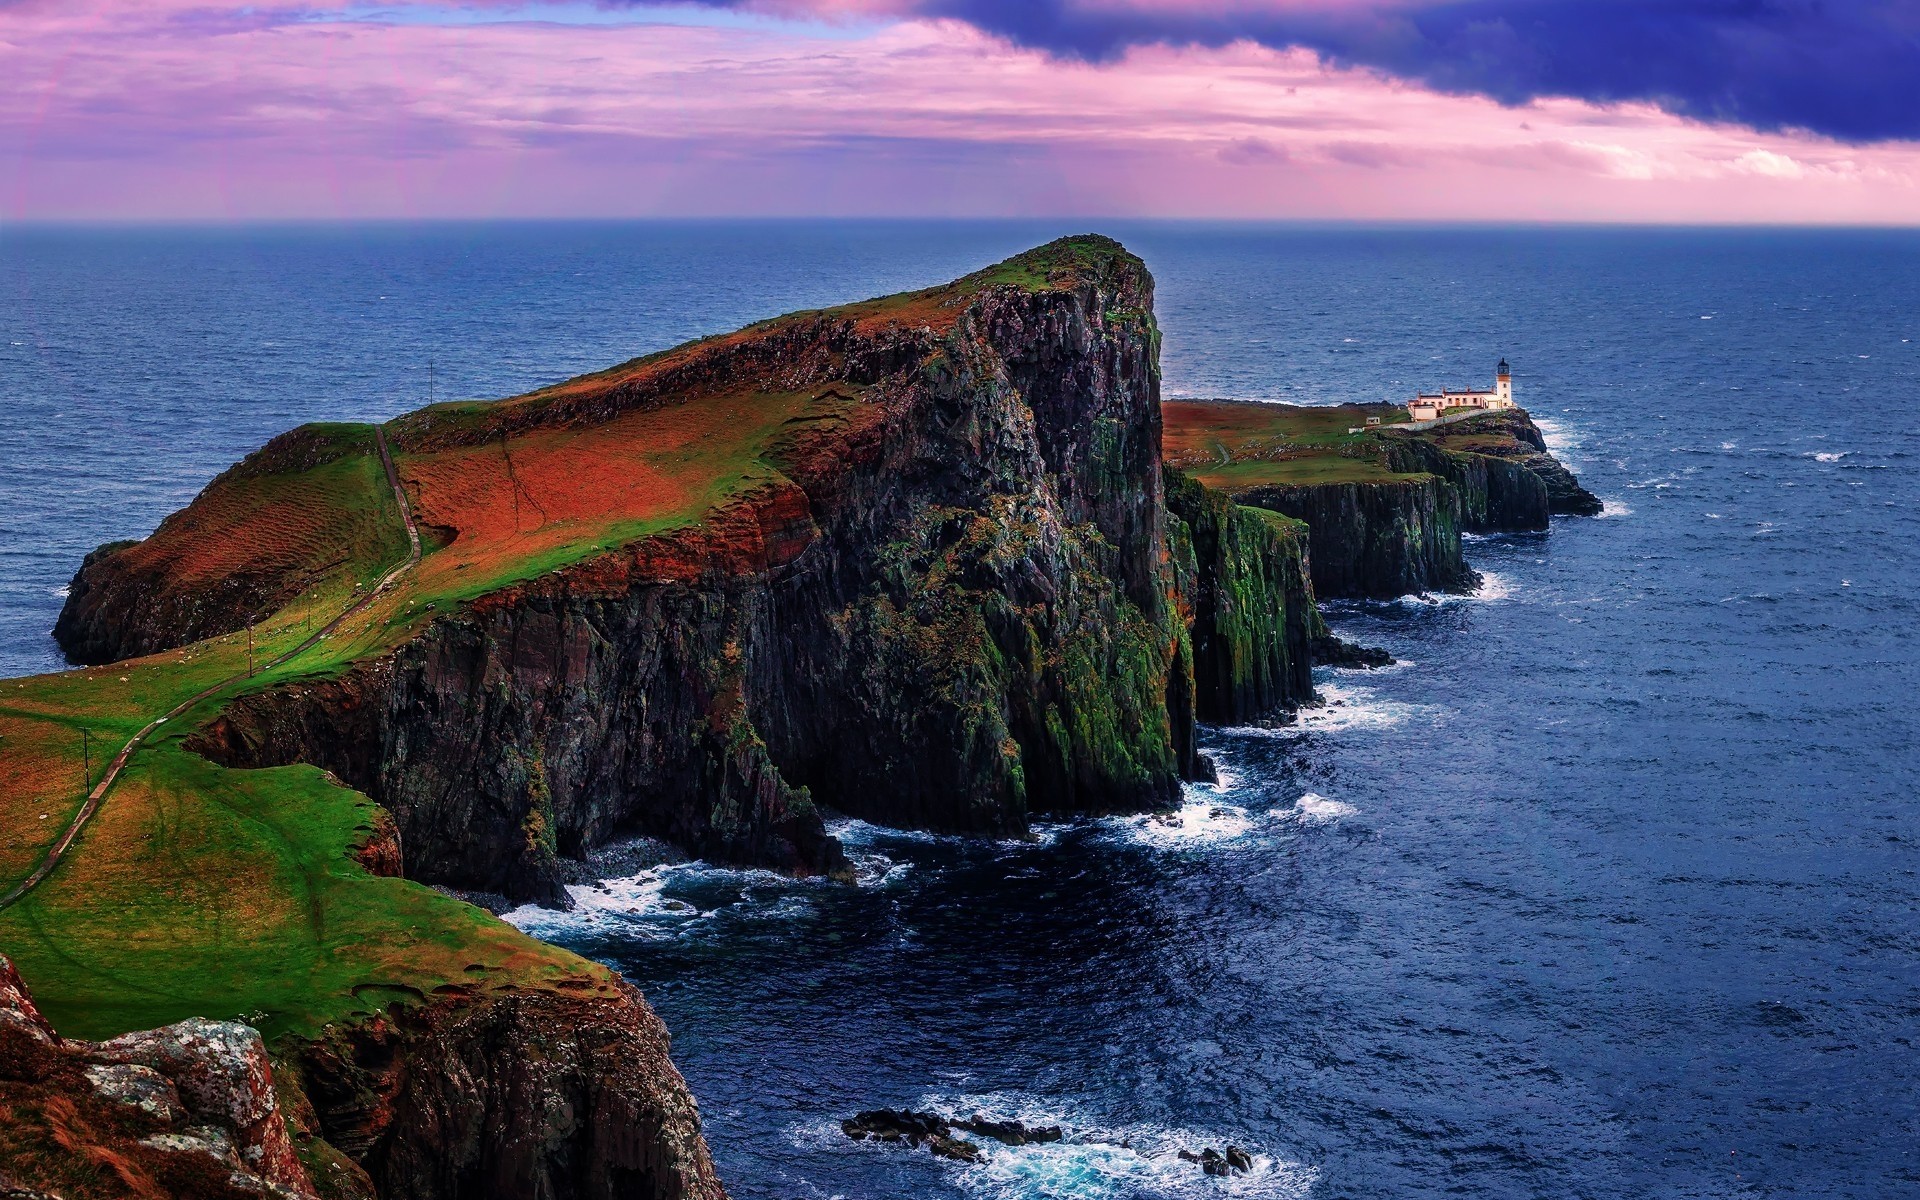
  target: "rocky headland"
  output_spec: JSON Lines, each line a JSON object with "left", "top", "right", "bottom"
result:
{"left": 4, "top": 237, "right": 1597, "bottom": 1200}
{"left": 1163, "top": 399, "right": 1599, "bottom": 599}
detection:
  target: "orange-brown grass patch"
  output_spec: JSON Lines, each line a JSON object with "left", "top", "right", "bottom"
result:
{"left": 398, "top": 387, "right": 853, "bottom": 603}
{"left": 1164, "top": 399, "right": 1415, "bottom": 491}
{"left": 101, "top": 425, "right": 403, "bottom": 603}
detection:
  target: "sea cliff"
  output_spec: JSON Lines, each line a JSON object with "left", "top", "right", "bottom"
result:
{"left": 1163, "top": 400, "right": 1598, "bottom": 598}
{"left": 7, "top": 237, "right": 1330, "bottom": 1200}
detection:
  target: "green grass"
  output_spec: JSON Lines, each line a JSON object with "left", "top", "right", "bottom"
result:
{"left": 1163, "top": 399, "right": 1425, "bottom": 493}
{"left": 0, "top": 239, "right": 1131, "bottom": 1042}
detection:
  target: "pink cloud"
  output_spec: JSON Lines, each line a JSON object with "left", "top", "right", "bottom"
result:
{"left": 0, "top": 4, "right": 1914, "bottom": 221}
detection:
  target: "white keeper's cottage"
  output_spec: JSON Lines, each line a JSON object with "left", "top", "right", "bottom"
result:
{"left": 1408, "top": 359, "right": 1515, "bottom": 422}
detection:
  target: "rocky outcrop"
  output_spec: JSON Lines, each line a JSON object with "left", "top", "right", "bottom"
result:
{"left": 1233, "top": 474, "right": 1476, "bottom": 600}
{"left": 0, "top": 952, "right": 724, "bottom": 1200}
{"left": 1225, "top": 409, "right": 1596, "bottom": 598}
{"left": 1164, "top": 466, "right": 1317, "bottom": 726}
{"left": 1429, "top": 408, "right": 1603, "bottom": 515}
{"left": 1382, "top": 435, "right": 1549, "bottom": 533}
{"left": 288, "top": 982, "right": 722, "bottom": 1200}
{"left": 187, "top": 238, "right": 1208, "bottom": 904}
{"left": 0, "top": 955, "right": 319, "bottom": 1199}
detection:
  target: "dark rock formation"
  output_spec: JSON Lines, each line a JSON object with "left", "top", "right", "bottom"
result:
{"left": 840, "top": 1108, "right": 1064, "bottom": 1162}
{"left": 1233, "top": 474, "right": 1477, "bottom": 600}
{"left": 1431, "top": 408, "right": 1603, "bottom": 515}
{"left": 182, "top": 238, "right": 1301, "bottom": 905}
{"left": 288, "top": 982, "right": 723, "bottom": 1200}
{"left": 1178, "top": 1145, "right": 1254, "bottom": 1177}
{"left": 1225, "top": 409, "right": 1596, "bottom": 599}
{"left": 1164, "top": 465, "right": 1317, "bottom": 726}
{"left": 1382, "top": 434, "right": 1550, "bottom": 533}
{"left": 1310, "top": 632, "right": 1394, "bottom": 669}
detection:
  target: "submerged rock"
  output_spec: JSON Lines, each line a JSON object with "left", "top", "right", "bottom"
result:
{"left": 841, "top": 1108, "right": 1064, "bottom": 1163}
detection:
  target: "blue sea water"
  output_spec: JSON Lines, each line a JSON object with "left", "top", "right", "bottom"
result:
{"left": 4, "top": 222, "right": 1919, "bottom": 1199}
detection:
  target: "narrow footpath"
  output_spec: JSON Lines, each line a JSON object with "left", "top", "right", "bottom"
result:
{"left": 0, "top": 425, "right": 421, "bottom": 911}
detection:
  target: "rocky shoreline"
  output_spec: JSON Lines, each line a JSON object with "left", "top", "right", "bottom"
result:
{"left": 16, "top": 237, "right": 1599, "bottom": 1200}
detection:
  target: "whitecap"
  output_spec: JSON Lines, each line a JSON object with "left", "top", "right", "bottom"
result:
{"left": 1386, "top": 570, "right": 1513, "bottom": 607}
{"left": 503, "top": 860, "right": 806, "bottom": 939}
{"left": 1471, "top": 571, "right": 1516, "bottom": 602}
{"left": 1282, "top": 792, "right": 1356, "bottom": 823}
{"left": 1812, "top": 451, "right": 1846, "bottom": 463}
{"left": 1593, "top": 497, "right": 1632, "bottom": 518}
{"left": 846, "top": 848, "right": 911, "bottom": 888}
{"left": 503, "top": 865, "right": 694, "bottom": 938}
{"left": 826, "top": 816, "right": 941, "bottom": 847}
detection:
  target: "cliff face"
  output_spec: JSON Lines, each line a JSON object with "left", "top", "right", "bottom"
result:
{"left": 289, "top": 983, "right": 721, "bottom": 1200}
{"left": 1231, "top": 474, "right": 1476, "bottom": 600}
{"left": 1164, "top": 401, "right": 1597, "bottom": 599}
{"left": 1382, "top": 435, "right": 1550, "bottom": 533}
{"left": 180, "top": 238, "right": 1207, "bottom": 905}
{"left": 1417, "top": 408, "right": 1603, "bottom": 515}
{"left": 1164, "top": 466, "right": 1317, "bottom": 725}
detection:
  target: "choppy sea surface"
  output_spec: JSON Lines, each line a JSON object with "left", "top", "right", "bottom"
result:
{"left": 4, "top": 223, "right": 1919, "bottom": 1199}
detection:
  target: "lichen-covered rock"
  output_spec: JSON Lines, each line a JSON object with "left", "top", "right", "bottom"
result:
{"left": 0, "top": 956, "right": 320, "bottom": 1200}
{"left": 93, "top": 1017, "right": 310, "bottom": 1194}
{"left": 1164, "top": 466, "right": 1317, "bottom": 725}
{"left": 1383, "top": 434, "right": 1550, "bottom": 533}
{"left": 85, "top": 1061, "right": 188, "bottom": 1124}
{"left": 1233, "top": 474, "right": 1477, "bottom": 600}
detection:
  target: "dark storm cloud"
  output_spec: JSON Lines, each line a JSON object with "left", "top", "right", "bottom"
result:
{"left": 669, "top": 0, "right": 1920, "bottom": 142}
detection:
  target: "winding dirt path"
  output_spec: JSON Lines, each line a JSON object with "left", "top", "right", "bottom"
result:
{"left": 0, "top": 426, "right": 420, "bottom": 911}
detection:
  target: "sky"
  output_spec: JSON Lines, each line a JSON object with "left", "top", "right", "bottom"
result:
{"left": 1, "top": 0, "right": 1916, "bottom": 222}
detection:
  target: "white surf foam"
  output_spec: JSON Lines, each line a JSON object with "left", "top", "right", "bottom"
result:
{"left": 504, "top": 865, "right": 697, "bottom": 938}
{"left": 843, "top": 1092, "right": 1323, "bottom": 1200}
{"left": 504, "top": 860, "right": 814, "bottom": 939}
{"left": 1388, "top": 570, "right": 1514, "bottom": 608}
{"left": 1812, "top": 451, "right": 1847, "bottom": 463}
{"left": 1106, "top": 791, "right": 1258, "bottom": 847}
{"left": 1291, "top": 677, "right": 1442, "bottom": 734}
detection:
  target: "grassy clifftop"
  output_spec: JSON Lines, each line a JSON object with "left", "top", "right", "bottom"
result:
{"left": 1163, "top": 399, "right": 1422, "bottom": 489}
{"left": 6, "top": 235, "right": 1140, "bottom": 1046}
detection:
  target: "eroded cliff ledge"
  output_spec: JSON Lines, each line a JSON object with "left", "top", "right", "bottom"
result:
{"left": 1164, "top": 400, "right": 1598, "bottom": 599}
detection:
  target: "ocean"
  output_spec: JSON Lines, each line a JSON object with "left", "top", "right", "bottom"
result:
{"left": 3, "top": 222, "right": 1917, "bottom": 1198}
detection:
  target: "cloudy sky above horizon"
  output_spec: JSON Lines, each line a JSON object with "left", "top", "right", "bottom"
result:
{"left": 3, "top": 0, "right": 1916, "bottom": 222}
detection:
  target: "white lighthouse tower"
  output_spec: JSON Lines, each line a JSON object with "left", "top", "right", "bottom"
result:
{"left": 1495, "top": 358, "right": 1512, "bottom": 407}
